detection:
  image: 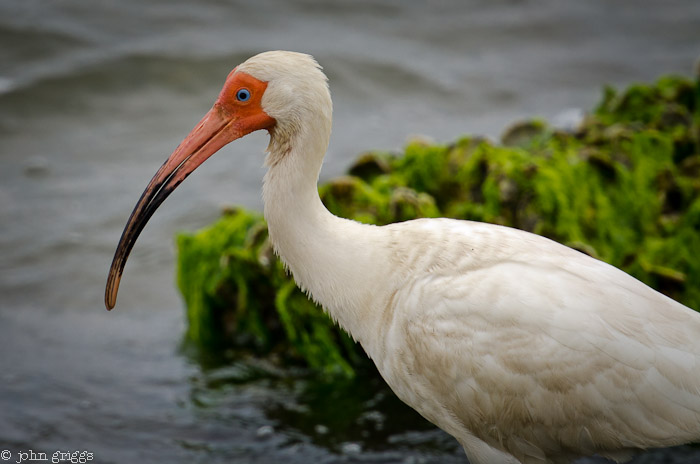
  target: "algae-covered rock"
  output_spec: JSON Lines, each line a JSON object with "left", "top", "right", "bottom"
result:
{"left": 177, "top": 73, "right": 700, "bottom": 377}
{"left": 177, "top": 206, "right": 365, "bottom": 377}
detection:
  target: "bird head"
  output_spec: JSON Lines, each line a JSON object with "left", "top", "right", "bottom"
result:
{"left": 104, "top": 51, "right": 330, "bottom": 310}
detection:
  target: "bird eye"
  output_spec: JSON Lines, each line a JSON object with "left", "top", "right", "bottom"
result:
{"left": 236, "top": 88, "right": 251, "bottom": 102}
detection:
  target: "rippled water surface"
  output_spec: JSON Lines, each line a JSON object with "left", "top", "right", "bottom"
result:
{"left": 1, "top": 1, "right": 699, "bottom": 462}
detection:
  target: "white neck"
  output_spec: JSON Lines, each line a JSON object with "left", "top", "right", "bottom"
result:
{"left": 262, "top": 118, "right": 386, "bottom": 351}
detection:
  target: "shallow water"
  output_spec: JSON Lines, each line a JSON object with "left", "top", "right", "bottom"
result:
{"left": 1, "top": 1, "right": 699, "bottom": 462}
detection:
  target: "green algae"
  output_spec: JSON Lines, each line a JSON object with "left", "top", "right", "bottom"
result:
{"left": 177, "top": 73, "right": 700, "bottom": 377}
{"left": 177, "top": 207, "right": 362, "bottom": 377}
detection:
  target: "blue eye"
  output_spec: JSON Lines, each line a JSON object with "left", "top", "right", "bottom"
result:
{"left": 236, "top": 88, "right": 251, "bottom": 102}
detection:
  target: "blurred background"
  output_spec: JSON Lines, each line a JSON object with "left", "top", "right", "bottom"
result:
{"left": 1, "top": 1, "right": 699, "bottom": 463}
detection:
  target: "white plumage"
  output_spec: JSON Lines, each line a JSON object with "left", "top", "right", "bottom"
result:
{"left": 246, "top": 51, "right": 700, "bottom": 463}
{"left": 106, "top": 51, "right": 700, "bottom": 463}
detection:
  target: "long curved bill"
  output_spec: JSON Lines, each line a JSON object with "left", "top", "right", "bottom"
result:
{"left": 105, "top": 106, "right": 237, "bottom": 310}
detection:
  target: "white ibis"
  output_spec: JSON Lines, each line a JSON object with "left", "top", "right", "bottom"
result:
{"left": 106, "top": 51, "right": 700, "bottom": 463}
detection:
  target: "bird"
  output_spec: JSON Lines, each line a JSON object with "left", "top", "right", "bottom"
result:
{"left": 105, "top": 51, "right": 700, "bottom": 463}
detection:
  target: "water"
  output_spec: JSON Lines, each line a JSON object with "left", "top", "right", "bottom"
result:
{"left": 1, "top": 1, "right": 699, "bottom": 462}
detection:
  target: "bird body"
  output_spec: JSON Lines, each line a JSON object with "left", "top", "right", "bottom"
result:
{"left": 374, "top": 219, "right": 700, "bottom": 463}
{"left": 106, "top": 51, "right": 700, "bottom": 463}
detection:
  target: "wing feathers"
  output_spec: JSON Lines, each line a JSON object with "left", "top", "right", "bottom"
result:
{"left": 380, "top": 219, "right": 700, "bottom": 462}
